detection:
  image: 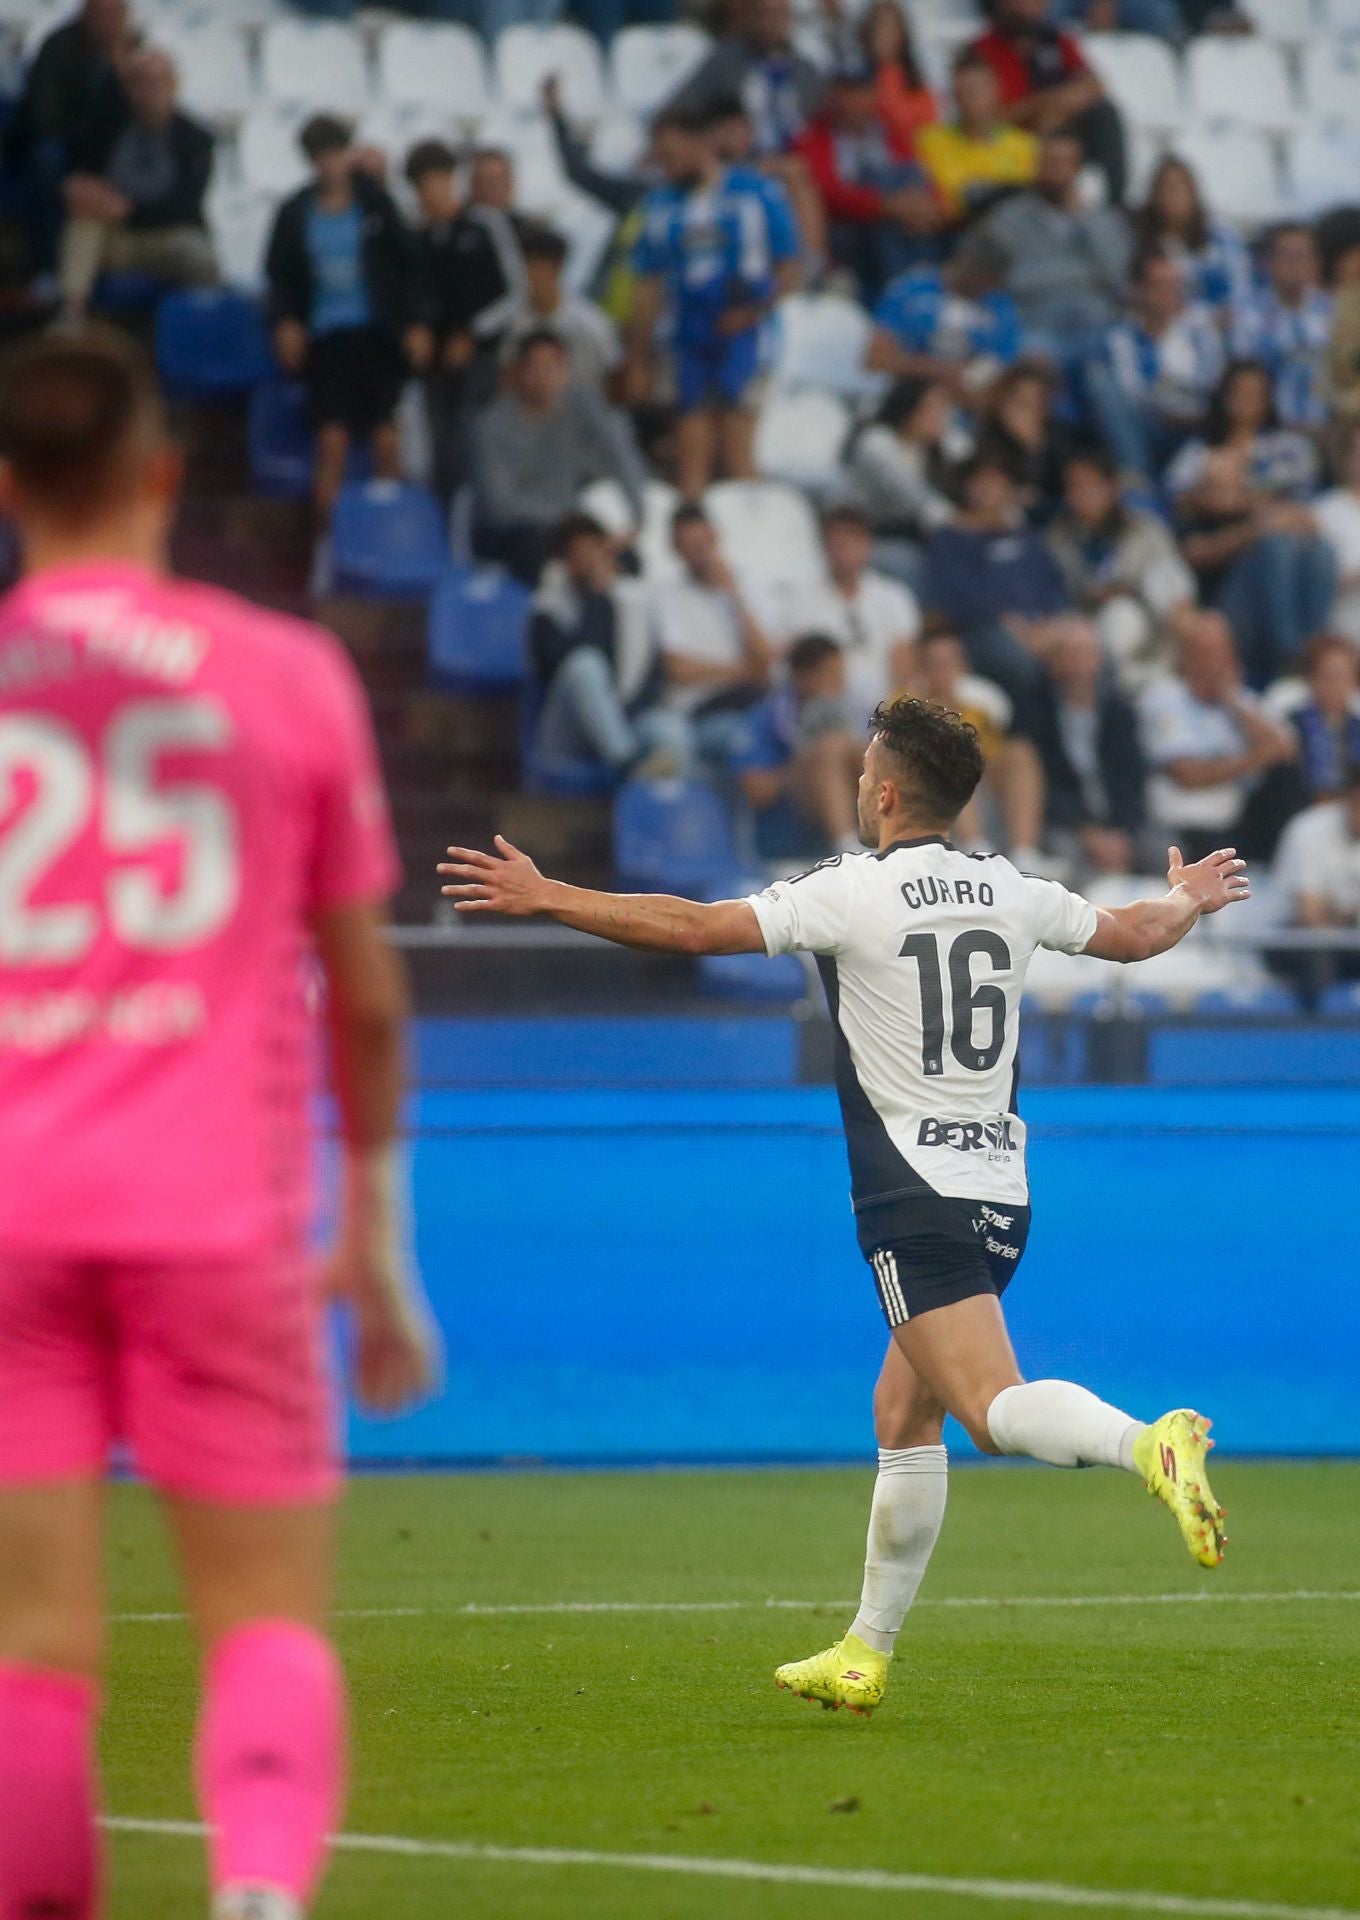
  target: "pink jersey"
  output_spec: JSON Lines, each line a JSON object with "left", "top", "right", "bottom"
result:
{"left": 0, "top": 562, "right": 400, "bottom": 1257}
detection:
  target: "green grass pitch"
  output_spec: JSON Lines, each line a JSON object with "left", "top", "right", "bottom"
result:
{"left": 104, "top": 1461, "right": 1360, "bottom": 1919}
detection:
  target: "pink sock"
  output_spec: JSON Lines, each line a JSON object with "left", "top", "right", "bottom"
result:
{"left": 0, "top": 1661, "right": 100, "bottom": 1918}
{"left": 195, "top": 1621, "right": 348, "bottom": 1906}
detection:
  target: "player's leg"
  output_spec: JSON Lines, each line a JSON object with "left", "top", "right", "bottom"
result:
{"left": 119, "top": 1252, "right": 348, "bottom": 1920}
{"left": 313, "top": 424, "right": 350, "bottom": 518}
{"left": 674, "top": 400, "right": 716, "bottom": 502}
{"left": 0, "top": 1257, "right": 112, "bottom": 1919}
{"left": 775, "top": 1342, "right": 947, "bottom": 1715}
{"left": 717, "top": 401, "right": 757, "bottom": 481}
{"left": 896, "top": 1294, "right": 1226, "bottom": 1567}
{"left": 165, "top": 1499, "right": 345, "bottom": 1920}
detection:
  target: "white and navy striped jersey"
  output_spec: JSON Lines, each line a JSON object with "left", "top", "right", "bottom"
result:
{"left": 747, "top": 838, "right": 1098, "bottom": 1210}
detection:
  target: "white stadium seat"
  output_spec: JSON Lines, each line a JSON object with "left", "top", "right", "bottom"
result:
{"left": 755, "top": 390, "right": 850, "bottom": 495}
{"left": 1321, "top": 0, "right": 1360, "bottom": 29}
{"left": 549, "top": 184, "right": 617, "bottom": 293}
{"left": 1175, "top": 126, "right": 1283, "bottom": 224}
{"left": 1185, "top": 37, "right": 1298, "bottom": 133}
{"left": 156, "top": 22, "right": 255, "bottom": 125}
{"left": 260, "top": 19, "right": 370, "bottom": 115}
{"left": 1081, "top": 35, "right": 1186, "bottom": 134}
{"left": 609, "top": 23, "right": 711, "bottom": 115}
{"left": 1302, "top": 38, "right": 1360, "bottom": 123}
{"left": 477, "top": 111, "right": 568, "bottom": 212}
{"left": 1287, "top": 123, "right": 1360, "bottom": 214}
{"left": 237, "top": 107, "right": 310, "bottom": 196}
{"left": 703, "top": 481, "right": 828, "bottom": 628}
{"left": 205, "top": 180, "right": 273, "bottom": 290}
{"left": 376, "top": 23, "right": 489, "bottom": 127}
{"left": 1240, "top": 0, "right": 1320, "bottom": 42}
{"left": 589, "top": 112, "right": 647, "bottom": 175}
{"left": 770, "top": 293, "right": 880, "bottom": 403}
{"left": 494, "top": 24, "right": 606, "bottom": 123}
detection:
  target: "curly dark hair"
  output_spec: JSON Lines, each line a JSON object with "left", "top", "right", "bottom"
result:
{"left": 869, "top": 695, "right": 985, "bottom": 824}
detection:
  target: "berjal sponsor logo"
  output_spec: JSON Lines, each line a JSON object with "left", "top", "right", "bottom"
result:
{"left": 917, "top": 1115, "right": 1018, "bottom": 1154}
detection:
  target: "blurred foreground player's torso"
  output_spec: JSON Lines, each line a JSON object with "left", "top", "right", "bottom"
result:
{"left": 0, "top": 562, "right": 398, "bottom": 1257}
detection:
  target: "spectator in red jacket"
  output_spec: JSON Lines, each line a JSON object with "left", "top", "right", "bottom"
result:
{"left": 794, "top": 62, "right": 945, "bottom": 298}
{"left": 968, "top": 0, "right": 1127, "bottom": 206}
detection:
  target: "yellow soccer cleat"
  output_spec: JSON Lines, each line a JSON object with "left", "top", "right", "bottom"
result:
{"left": 774, "top": 1632, "right": 889, "bottom": 1716}
{"left": 1133, "top": 1408, "right": 1227, "bottom": 1569}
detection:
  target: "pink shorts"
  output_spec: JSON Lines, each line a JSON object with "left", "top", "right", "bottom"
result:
{"left": 0, "top": 1248, "right": 340, "bottom": 1505}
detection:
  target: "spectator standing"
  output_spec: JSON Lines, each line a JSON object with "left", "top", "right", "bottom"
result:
{"left": 472, "top": 330, "right": 647, "bottom": 584}
{"left": 967, "top": 0, "right": 1126, "bottom": 206}
{"left": 56, "top": 47, "right": 215, "bottom": 322}
{"left": 793, "top": 62, "right": 945, "bottom": 298}
{"left": 667, "top": 0, "right": 823, "bottom": 158}
{"left": 1312, "top": 421, "right": 1360, "bottom": 645}
{"left": 912, "top": 627, "right": 1046, "bottom": 863}
{"left": 404, "top": 138, "right": 525, "bottom": 506}
{"left": 11, "top": 0, "right": 135, "bottom": 276}
{"left": 1031, "top": 617, "right": 1147, "bottom": 875}
{"left": 736, "top": 633, "right": 870, "bottom": 856}
{"left": 530, "top": 513, "right": 683, "bottom": 781}
{"left": 627, "top": 104, "right": 798, "bottom": 499}
{"left": 1047, "top": 447, "right": 1194, "bottom": 687}
{"left": 1265, "top": 635, "right": 1360, "bottom": 803}
{"left": 1133, "top": 155, "right": 1253, "bottom": 322}
{"left": 265, "top": 115, "right": 413, "bottom": 516}
{"left": 1084, "top": 247, "right": 1223, "bottom": 489}
{"left": 865, "top": 239, "right": 1020, "bottom": 397}
{"left": 976, "top": 131, "right": 1132, "bottom": 366}
{"left": 650, "top": 504, "right": 774, "bottom": 759}
{"left": 708, "top": 95, "right": 824, "bottom": 269}
{"left": 1137, "top": 610, "right": 1298, "bottom": 861}
{"left": 1231, "top": 224, "right": 1334, "bottom": 434}
{"left": 795, "top": 506, "right": 921, "bottom": 726}
{"left": 1169, "top": 362, "right": 1336, "bottom": 685}
{"left": 844, "top": 377, "right": 959, "bottom": 579}
{"left": 503, "top": 226, "right": 621, "bottom": 393}
{"left": 468, "top": 147, "right": 519, "bottom": 223}
{"left": 917, "top": 50, "right": 1038, "bottom": 227}
{"left": 923, "top": 446, "right": 1072, "bottom": 709}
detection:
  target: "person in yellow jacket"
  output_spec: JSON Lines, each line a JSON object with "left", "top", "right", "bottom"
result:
{"left": 918, "top": 50, "right": 1038, "bottom": 226}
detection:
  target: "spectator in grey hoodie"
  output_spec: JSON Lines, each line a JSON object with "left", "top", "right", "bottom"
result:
{"left": 666, "top": 0, "right": 823, "bottom": 156}
{"left": 471, "top": 329, "right": 647, "bottom": 585}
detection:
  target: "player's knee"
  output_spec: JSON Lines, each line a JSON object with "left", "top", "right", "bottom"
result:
{"left": 873, "top": 1393, "right": 944, "bottom": 1450}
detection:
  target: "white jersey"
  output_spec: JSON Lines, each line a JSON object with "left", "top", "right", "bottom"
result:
{"left": 747, "top": 837, "right": 1098, "bottom": 1211}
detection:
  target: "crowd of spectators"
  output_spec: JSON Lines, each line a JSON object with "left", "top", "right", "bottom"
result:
{"left": 5, "top": 0, "right": 1360, "bottom": 974}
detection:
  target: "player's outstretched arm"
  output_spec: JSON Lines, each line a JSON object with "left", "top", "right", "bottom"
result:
{"left": 439, "top": 836, "right": 767, "bottom": 955}
{"left": 1084, "top": 845, "right": 1250, "bottom": 964}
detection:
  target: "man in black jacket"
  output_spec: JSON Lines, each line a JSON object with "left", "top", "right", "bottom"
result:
{"left": 403, "top": 138, "right": 524, "bottom": 504}
{"left": 1033, "top": 617, "right": 1147, "bottom": 874}
{"left": 57, "top": 47, "right": 216, "bottom": 321}
{"left": 265, "top": 113, "right": 414, "bottom": 515}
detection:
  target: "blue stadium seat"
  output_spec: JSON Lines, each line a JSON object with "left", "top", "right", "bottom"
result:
{"left": 613, "top": 777, "right": 741, "bottom": 895}
{"left": 248, "top": 378, "right": 313, "bottom": 497}
{"left": 1318, "top": 981, "right": 1360, "bottom": 1017}
{"left": 156, "top": 289, "right": 272, "bottom": 396}
{"left": 517, "top": 675, "right": 619, "bottom": 797}
{"left": 428, "top": 565, "right": 529, "bottom": 694}
{"left": 1195, "top": 986, "right": 1298, "bottom": 1016}
{"left": 331, "top": 480, "right": 448, "bottom": 600}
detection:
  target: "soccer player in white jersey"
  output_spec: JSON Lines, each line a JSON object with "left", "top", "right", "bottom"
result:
{"left": 439, "top": 696, "right": 1247, "bottom": 1717}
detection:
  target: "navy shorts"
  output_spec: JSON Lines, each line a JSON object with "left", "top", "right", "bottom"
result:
{"left": 674, "top": 329, "right": 762, "bottom": 410}
{"left": 857, "top": 1191, "right": 1031, "bottom": 1329}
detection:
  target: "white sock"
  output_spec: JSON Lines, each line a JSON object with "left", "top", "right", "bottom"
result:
{"left": 986, "top": 1380, "right": 1144, "bottom": 1472}
{"left": 849, "top": 1445, "right": 948, "bottom": 1654}
{"left": 213, "top": 1890, "right": 304, "bottom": 1920}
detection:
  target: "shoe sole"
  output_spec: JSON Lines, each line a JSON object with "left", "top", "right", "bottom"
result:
{"left": 774, "top": 1675, "right": 879, "bottom": 1718}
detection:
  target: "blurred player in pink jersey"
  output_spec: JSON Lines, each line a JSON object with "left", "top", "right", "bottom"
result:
{"left": 0, "top": 327, "right": 439, "bottom": 1920}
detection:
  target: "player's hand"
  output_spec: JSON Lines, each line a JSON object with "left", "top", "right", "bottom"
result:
{"left": 1167, "top": 844, "right": 1251, "bottom": 916}
{"left": 332, "top": 1245, "right": 443, "bottom": 1415}
{"left": 438, "top": 835, "right": 552, "bottom": 916}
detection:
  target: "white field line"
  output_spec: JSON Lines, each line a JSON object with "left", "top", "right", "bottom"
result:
{"left": 109, "top": 1588, "right": 1360, "bottom": 1625}
{"left": 104, "top": 1816, "right": 1360, "bottom": 1920}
